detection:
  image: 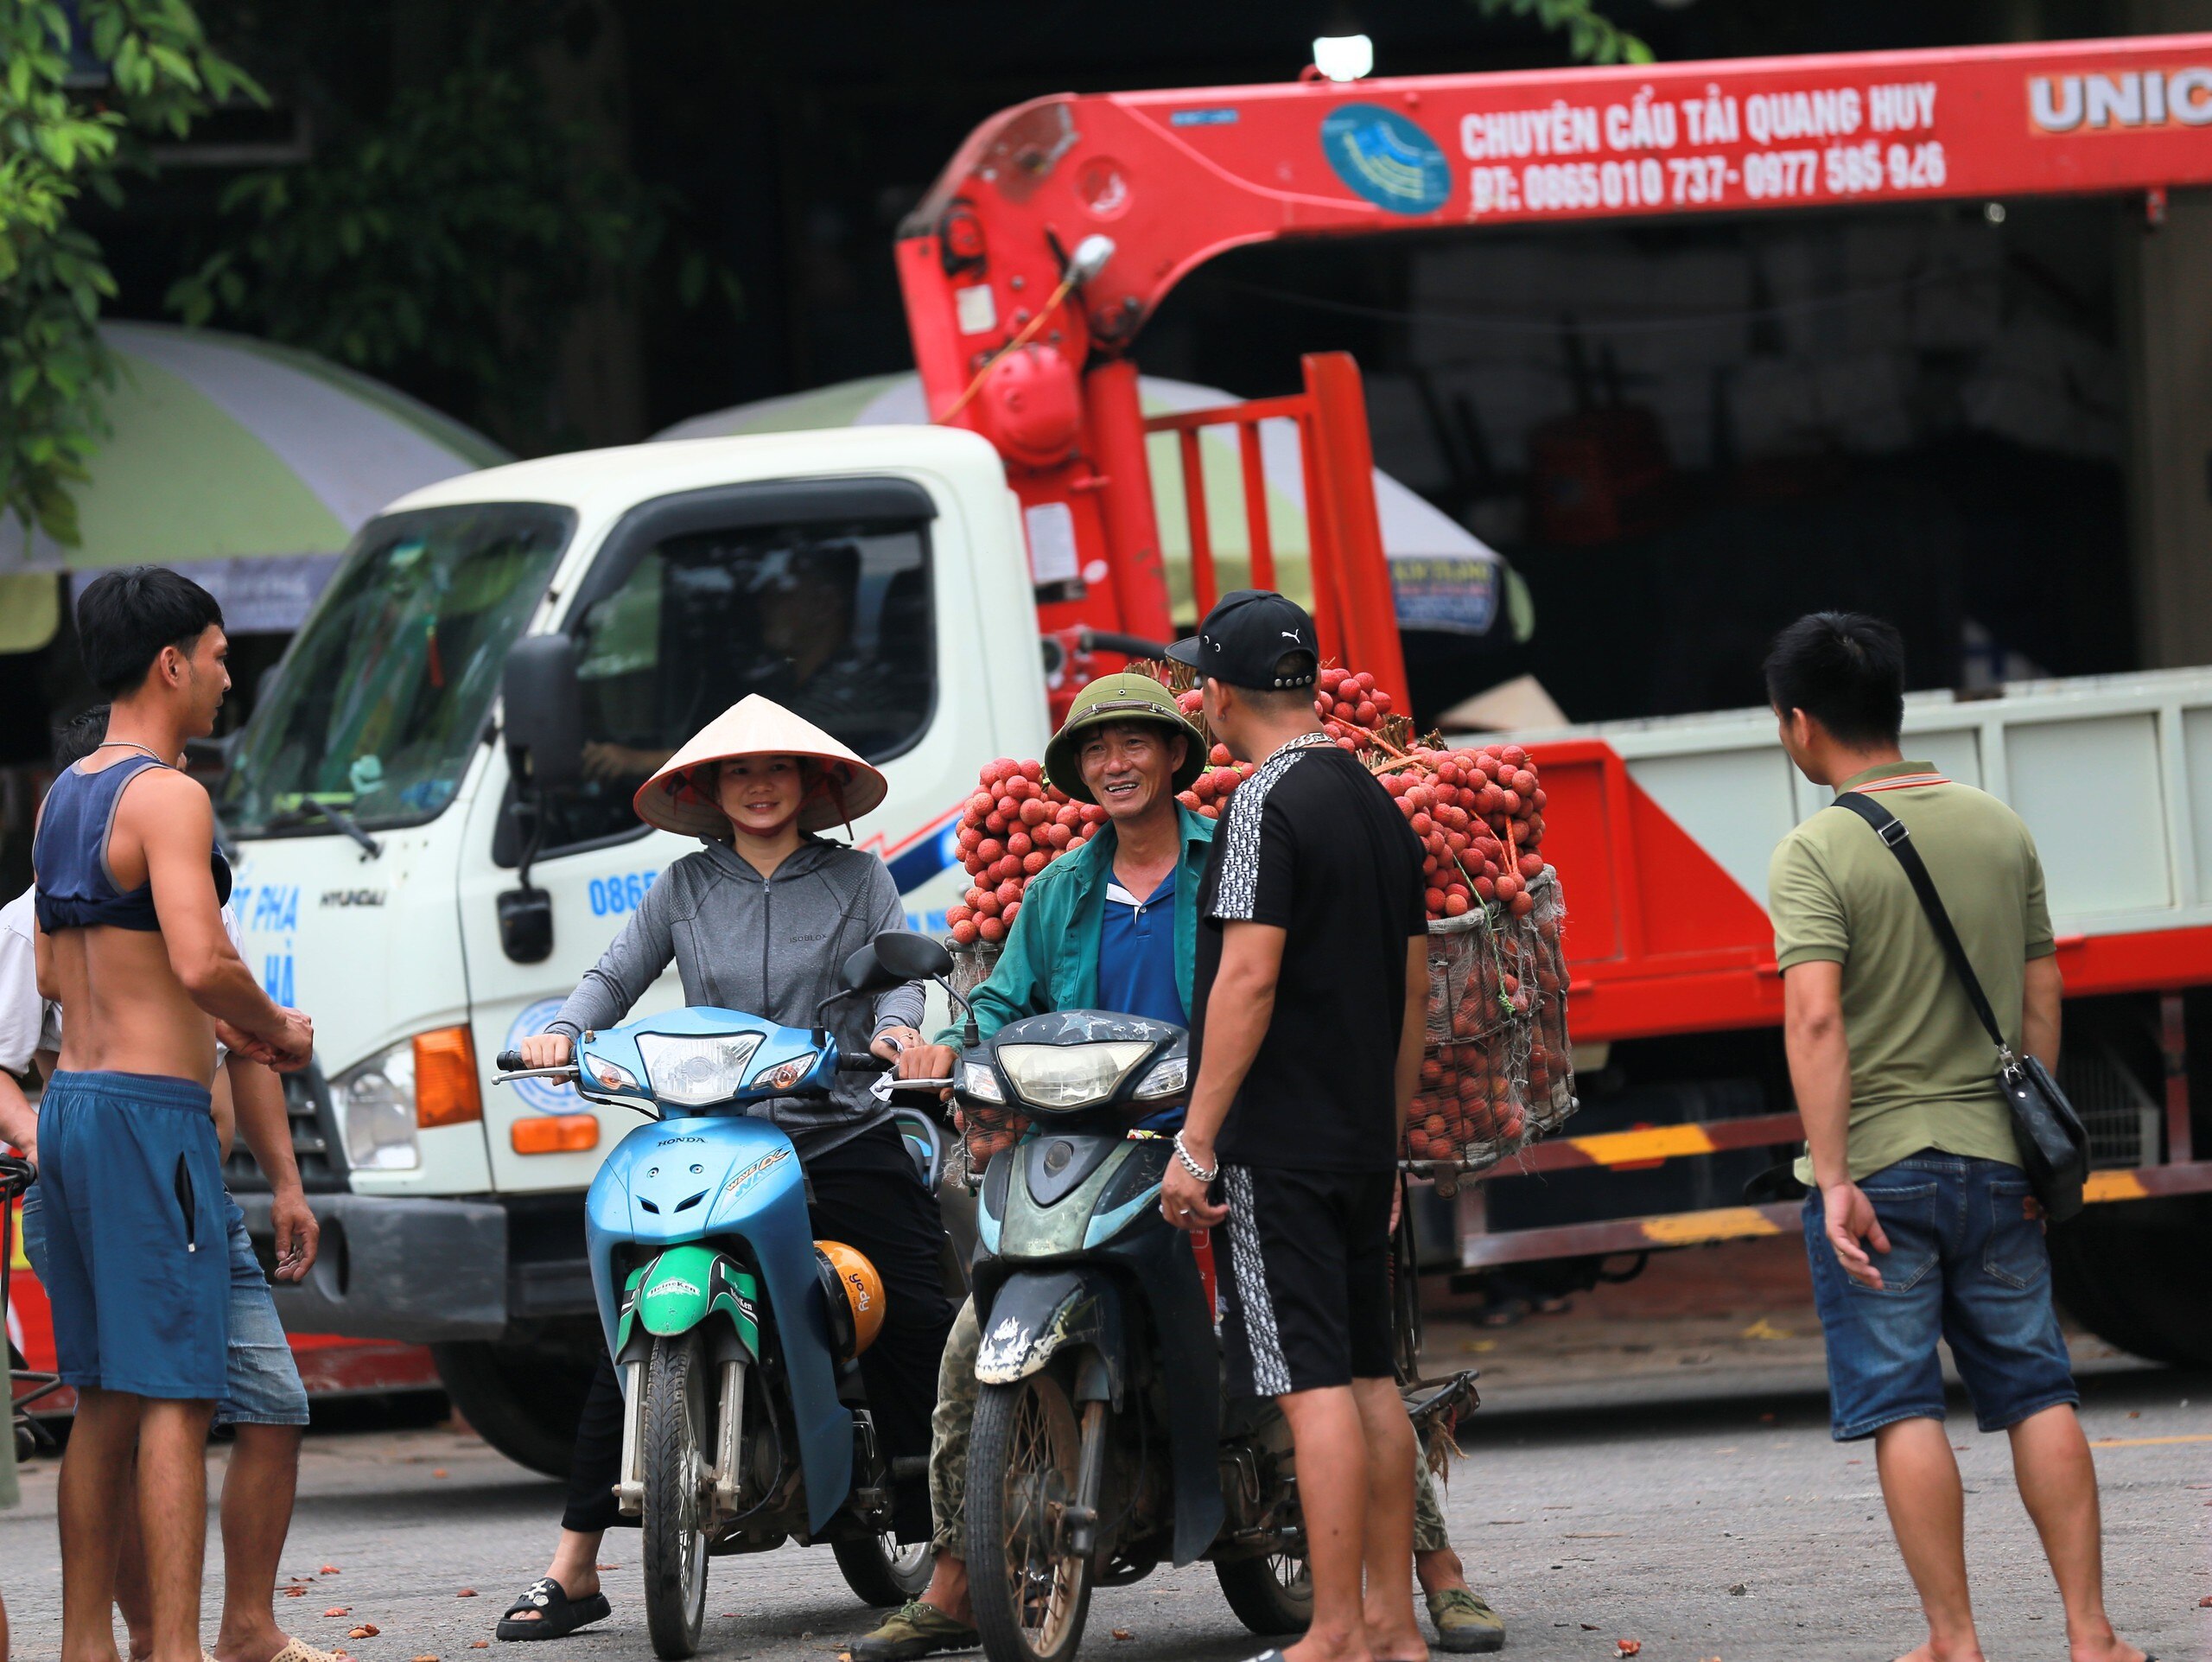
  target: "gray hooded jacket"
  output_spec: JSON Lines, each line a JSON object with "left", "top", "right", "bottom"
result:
{"left": 549, "top": 838, "right": 923, "bottom": 1159}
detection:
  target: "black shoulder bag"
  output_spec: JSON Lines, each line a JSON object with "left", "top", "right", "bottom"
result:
{"left": 1832, "top": 792, "right": 2088, "bottom": 1223}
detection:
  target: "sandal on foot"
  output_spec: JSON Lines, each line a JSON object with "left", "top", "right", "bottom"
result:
{"left": 1427, "top": 1586, "right": 1506, "bottom": 1653}
{"left": 496, "top": 1578, "right": 610, "bottom": 1641}
{"left": 849, "top": 1600, "right": 980, "bottom": 1661}
{"left": 265, "top": 1643, "right": 347, "bottom": 1662}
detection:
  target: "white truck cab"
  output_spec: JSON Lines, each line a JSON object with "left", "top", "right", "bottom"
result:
{"left": 222, "top": 426, "right": 1047, "bottom": 1468}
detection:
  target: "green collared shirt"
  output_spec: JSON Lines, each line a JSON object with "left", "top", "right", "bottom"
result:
{"left": 1771, "top": 760, "right": 2054, "bottom": 1183}
{"left": 938, "top": 806, "right": 1216, "bottom": 1047}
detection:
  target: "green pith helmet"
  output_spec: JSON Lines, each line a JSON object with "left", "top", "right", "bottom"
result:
{"left": 1044, "top": 672, "right": 1208, "bottom": 806}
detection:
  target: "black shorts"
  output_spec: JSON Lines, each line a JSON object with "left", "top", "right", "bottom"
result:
{"left": 1215, "top": 1164, "right": 1396, "bottom": 1398}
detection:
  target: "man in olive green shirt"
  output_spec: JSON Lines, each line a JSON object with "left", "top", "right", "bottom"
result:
{"left": 1765, "top": 613, "right": 2143, "bottom": 1662}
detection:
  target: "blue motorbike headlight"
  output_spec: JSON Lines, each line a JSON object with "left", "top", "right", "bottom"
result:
{"left": 637, "top": 1032, "right": 765, "bottom": 1108}
{"left": 748, "top": 1051, "right": 819, "bottom": 1094}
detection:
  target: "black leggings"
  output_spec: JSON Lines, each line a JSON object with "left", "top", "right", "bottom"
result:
{"left": 562, "top": 1122, "right": 956, "bottom": 1543}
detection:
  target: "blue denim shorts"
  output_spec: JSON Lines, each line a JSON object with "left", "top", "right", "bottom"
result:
{"left": 22, "top": 1175, "right": 308, "bottom": 1426}
{"left": 1804, "top": 1153, "right": 2079, "bottom": 1441}
{"left": 36, "top": 1071, "right": 230, "bottom": 1400}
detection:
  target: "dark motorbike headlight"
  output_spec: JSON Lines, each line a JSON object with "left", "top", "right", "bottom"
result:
{"left": 996, "top": 1041, "right": 1155, "bottom": 1111}
{"left": 636, "top": 1032, "right": 765, "bottom": 1108}
{"left": 960, "top": 1060, "right": 1006, "bottom": 1104}
{"left": 748, "top": 1051, "right": 818, "bottom": 1094}
{"left": 1132, "top": 1054, "right": 1187, "bottom": 1100}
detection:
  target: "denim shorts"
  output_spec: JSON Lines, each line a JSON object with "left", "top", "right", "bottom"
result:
{"left": 1804, "top": 1153, "right": 2079, "bottom": 1441}
{"left": 22, "top": 1178, "right": 308, "bottom": 1427}
{"left": 36, "top": 1070, "right": 230, "bottom": 1399}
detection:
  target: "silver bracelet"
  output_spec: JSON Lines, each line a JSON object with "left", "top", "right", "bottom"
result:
{"left": 1172, "top": 1131, "right": 1219, "bottom": 1185}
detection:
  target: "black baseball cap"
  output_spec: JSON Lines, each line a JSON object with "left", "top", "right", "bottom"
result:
{"left": 1166, "top": 589, "right": 1319, "bottom": 691}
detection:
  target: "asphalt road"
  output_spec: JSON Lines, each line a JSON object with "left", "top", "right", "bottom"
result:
{"left": 5, "top": 1364, "right": 2207, "bottom": 1662}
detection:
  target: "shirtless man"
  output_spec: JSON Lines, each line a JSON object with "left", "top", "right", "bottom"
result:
{"left": 33, "top": 568, "right": 312, "bottom": 1662}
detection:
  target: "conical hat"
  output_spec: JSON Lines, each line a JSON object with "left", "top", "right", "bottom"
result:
{"left": 633, "top": 696, "right": 889, "bottom": 838}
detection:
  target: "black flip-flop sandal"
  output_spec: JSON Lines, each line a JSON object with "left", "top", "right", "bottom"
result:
{"left": 496, "top": 1577, "right": 611, "bottom": 1641}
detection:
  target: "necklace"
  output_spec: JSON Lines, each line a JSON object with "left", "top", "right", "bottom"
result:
{"left": 93, "top": 740, "right": 169, "bottom": 765}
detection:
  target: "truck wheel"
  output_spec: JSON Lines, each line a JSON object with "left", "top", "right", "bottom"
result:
{"left": 641, "top": 1331, "right": 710, "bottom": 1659}
{"left": 832, "top": 1533, "right": 933, "bottom": 1608}
{"left": 2050, "top": 1201, "right": 2212, "bottom": 1367}
{"left": 966, "top": 1371, "right": 1090, "bottom": 1662}
{"left": 1216, "top": 1549, "right": 1313, "bottom": 1637}
{"left": 430, "top": 1341, "right": 594, "bottom": 1479}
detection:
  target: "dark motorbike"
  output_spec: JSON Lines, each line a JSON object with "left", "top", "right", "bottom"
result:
{"left": 954, "top": 1009, "right": 1311, "bottom": 1662}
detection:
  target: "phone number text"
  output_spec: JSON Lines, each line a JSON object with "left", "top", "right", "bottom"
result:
{"left": 1469, "top": 141, "right": 1947, "bottom": 215}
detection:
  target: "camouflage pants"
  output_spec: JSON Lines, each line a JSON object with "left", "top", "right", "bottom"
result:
{"left": 928, "top": 1294, "right": 1454, "bottom": 1557}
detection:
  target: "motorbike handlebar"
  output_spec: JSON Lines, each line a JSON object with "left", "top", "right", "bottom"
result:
{"left": 837, "top": 1054, "right": 885, "bottom": 1073}
{"left": 494, "top": 1049, "right": 526, "bottom": 1072}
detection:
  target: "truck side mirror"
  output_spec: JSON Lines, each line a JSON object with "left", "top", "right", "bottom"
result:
{"left": 498, "top": 635, "right": 580, "bottom": 965}
{"left": 502, "top": 635, "right": 583, "bottom": 793}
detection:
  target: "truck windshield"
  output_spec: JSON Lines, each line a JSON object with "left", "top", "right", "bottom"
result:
{"left": 220, "top": 503, "right": 575, "bottom": 837}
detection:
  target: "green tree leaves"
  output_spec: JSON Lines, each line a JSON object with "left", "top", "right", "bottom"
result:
{"left": 1471, "top": 0, "right": 1654, "bottom": 66}
{"left": 0, "top": 0, "right": 259, "bottom": 544}
{"left": 167, "top": 60, "right": 718, "bottom": 454}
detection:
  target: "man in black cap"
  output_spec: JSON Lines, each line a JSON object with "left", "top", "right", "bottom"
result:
{"left": 1160, "top": 591, "right": 1433, "bottom": 1662}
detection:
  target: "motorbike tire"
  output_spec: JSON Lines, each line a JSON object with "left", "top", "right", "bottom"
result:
{"left": 1215, "top": 1551, "right": 1314, "bottom": 1637}
{"left": 966, "top": 1372, "right": 1091, "bottom": 1662}
{"left": 641, "top": 1332, "right": 710, "bottom": 1659}
{"left": 832, "top": 1533, "right": 934, "bottom": 1608}
{"left": 429, "top": 1340, "right": 594, "bottom": 1480}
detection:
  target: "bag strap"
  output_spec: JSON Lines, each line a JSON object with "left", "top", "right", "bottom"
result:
{"left": 1830, "top": 791, "right": 2014, "bottom": 1066}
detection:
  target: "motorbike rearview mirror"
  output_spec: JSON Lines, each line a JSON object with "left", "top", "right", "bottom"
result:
{"left": 502, "top": 635, "right": 584, "bottom": 793}
{"left": 854, "top": 930, "right": 956, "bottom": 988}
{"left": 833, "top": 931, "right": 975, "bottom": 1047}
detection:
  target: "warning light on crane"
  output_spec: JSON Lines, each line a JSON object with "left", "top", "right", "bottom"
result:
{"left": 1313, "top": 34, "right": 1374, "bottom": 82}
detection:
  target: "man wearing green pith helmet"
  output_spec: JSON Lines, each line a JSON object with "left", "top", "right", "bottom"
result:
{"left": 855, "top": 672, "right": 1504, "bottom": 1659}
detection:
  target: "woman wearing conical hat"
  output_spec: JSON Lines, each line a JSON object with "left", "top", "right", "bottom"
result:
{"left": 496, "top": 696, "right": 955, "bottom": 1642}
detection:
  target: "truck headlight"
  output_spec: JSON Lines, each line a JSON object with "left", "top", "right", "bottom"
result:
{"left": 637, "top": 1032, "right": 764, "bottom": 1109}
{"left": 338, "top": 1042, "right": 421, "bottom": 1171}
{"left": 995, "top": 1041, "right": 1154, "bottom": 1111}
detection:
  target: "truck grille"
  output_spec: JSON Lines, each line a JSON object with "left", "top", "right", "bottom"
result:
{"left": 2057, "top": 1043, "right": 2162, "bottom": 1169}
{"left": 222, "top": 1061, "right": 349, "bottom": 1194}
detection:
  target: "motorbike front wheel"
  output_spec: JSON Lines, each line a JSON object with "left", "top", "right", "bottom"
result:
{"left": 833, "top": 1532, "right": 934, "bottom": 1608}
{"left": 641, "top": 1331, "right": 710, "bottom": 1659}
{"left": 966, "top": 1371, "right": 1090, "bottom": 1662}
{"left": 1216, "top": 1547, "right": 1314, "bottom": 1636}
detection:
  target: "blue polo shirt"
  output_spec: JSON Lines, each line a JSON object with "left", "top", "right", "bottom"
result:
{"left": 1099, "top": 870, "right": 1185, "bottom": 1128}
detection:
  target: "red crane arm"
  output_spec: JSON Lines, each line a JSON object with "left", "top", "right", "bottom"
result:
{"left": 894, "top": 34, "right": 2212, "bottom": 703}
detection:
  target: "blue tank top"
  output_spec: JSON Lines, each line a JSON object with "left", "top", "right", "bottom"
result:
{"left": 33, "top": 752, "right": 232, "bottom": 933}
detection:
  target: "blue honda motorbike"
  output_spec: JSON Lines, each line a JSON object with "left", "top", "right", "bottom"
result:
{"left": 494, "top": 931, "right": 957, "bottom": 1659}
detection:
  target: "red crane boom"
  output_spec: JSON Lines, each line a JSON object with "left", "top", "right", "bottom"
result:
{"left": 896, "top": 31, "right": 2212, "bottom": 711}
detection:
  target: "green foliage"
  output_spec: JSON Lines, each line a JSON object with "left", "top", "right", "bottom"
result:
{"left": 168, "top": 62, "right": 727, "bottom": 452}
{"left": 0, "top": 0, "right": 260, "bottom": 544}
{"left": 1472, "top": 0, "right": 1654, "bottom": 65}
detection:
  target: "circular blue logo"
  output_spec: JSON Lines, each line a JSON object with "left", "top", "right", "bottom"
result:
{"left": 507, "top": 997, "right": 583, "bottom": 1114}
{"left": 1319, "top": 105, "right": 1450, "bottom": 216}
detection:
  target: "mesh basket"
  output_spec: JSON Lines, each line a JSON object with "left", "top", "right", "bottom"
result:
{"left": 944, "top": 938, "right": 1029, "bottom": 1181}
{"left": 1522, "top": 874, "right": 1579, "bottom": 1137}
{"left": 947, "top": 939, "right": 1002, "bottom": 1004}
{"left": 1404, "top": 867, "right": 1577, "bottom": 1175}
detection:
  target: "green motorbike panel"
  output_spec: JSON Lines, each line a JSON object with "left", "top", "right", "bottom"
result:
{"left": 616, "top": 1245, "right": 760, "bottom": 1357}
{"left": 1000, "top": 1139, "right": 1142, "bottom": 1258}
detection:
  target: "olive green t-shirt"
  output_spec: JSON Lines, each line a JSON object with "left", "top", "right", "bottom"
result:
{"left": 1770, "top": 761, "right": 2055, "bottom": 1183}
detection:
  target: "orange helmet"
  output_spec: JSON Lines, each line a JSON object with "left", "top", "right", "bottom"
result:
{"left": 814, "top": 1240, "right": 887, "bottom": 1358}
